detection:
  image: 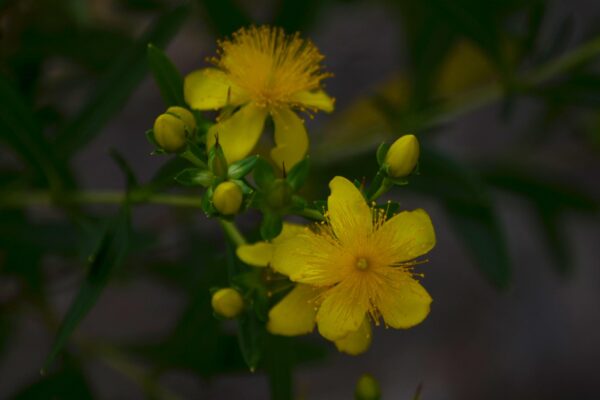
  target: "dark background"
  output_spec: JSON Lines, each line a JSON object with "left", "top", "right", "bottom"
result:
{"left": 1, "top": 0, "right": 599, "bottom": 399}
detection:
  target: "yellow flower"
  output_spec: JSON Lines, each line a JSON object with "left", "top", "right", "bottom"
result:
{"left": 270, "top": 177, "right": 435, "bottom": 344}
{"left": 237, "top": 178, "right": 435, "bottom": 355}
{"left": 184, "top": 25, "right": 334, "bottom": 168}
{"left": 237, "top": 223, "right": 370, "bottom": 354}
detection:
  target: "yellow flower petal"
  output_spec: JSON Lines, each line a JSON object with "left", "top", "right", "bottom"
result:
{"left": 334, "top": 318, "right": 372, "bottom": 355}
{"left": 184, "top": 68, "right": 246, "bottom": 110}
{"left": 316, "top": 281, "right": 369, "bottom": 340}
{"left": 206, "top": 103, "right": 268, "bottom": 163}
{"left": 327, "top": 176, "right": 372, "bottom": 244}
{"left": 236, "top": 242, "right": 273, "bottom": 267}
{"left": 374, "top": 209, "right": 435, "bottom": 262}
{"left": 267, "top": 284, "right": 318, "bottom": 336}
{"left": 271, "top": 232, "right": 347, "bottom": 285}
{"left": 376, "top": 276, "right": 431, "bottom": 329}
{"left": 270, "top": 107, "right": 309, "bottom": 169}
{"left": 273, "top": 222, "right": 307, "bottom": 245}
{"left": 291, "top": 90, "right": 335, "bottom": 112}
{"left": 236, "top": 223, "right": 305, "bottom": 267}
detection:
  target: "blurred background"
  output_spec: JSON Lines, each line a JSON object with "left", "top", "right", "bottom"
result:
{"left": 1, "top": 0, "right": 600, "bottom": 399}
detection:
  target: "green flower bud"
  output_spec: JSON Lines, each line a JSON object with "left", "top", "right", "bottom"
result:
{"left": 265, "top": 179, "right": 293, "bottom": 211}
{"left": 213, "top": 181, "right": 243, "bottom": 215}
{"left": 153, "top": 106, "right": 196, "bottom": 152}
{"left": 355, "top": 374, "right": 381, "bottom": 400}
{"left": 384, "top": 134, "right": 419, "bottom": 178}
{"left": 211, "top": 288, "right": 244, "bottom": 318}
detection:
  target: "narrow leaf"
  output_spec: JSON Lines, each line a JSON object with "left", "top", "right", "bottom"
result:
{"left": 147, "top": 43, "right": 185, "bottom": 107}
{"left": 56, "top": 5, "right": 189, "bottom": 156}
{"left": 43, "top": 205, "right": 131, "bottom": 372}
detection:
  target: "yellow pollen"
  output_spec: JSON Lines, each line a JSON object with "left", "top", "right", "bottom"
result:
{"left": 212, "top": 25, "right": 331, "bottom": 109}
{"left": 356, "top": 257, "right": 369, "bottom": 270}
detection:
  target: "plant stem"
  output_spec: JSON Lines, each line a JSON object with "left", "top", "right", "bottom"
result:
{"left": 0, "top": 190, "right": 202, "bottom": 209}
{"left": 294, "top": 208, "right": 325, "bottom": 221}
{"left": 218, "top": 218, "right": 247, "bottom": 246}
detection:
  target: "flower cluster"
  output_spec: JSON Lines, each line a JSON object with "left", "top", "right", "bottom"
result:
{"left": 148, "top": 25, "right": 435, "bottom": 357}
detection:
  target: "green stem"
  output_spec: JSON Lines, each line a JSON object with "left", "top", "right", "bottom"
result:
{"left": 368, "top": 178, "right": 393, "bottom": 202}
{"left": 179, "top": 147, "right": 208, "bottom": 169}
{"left": 0, "top": 190, "right": 202, "bottom": 209}
{"left": 294, "top": 208, "right": 325, "bottom": 221}
{"left": 218, "top": 218, "right": 247, "bottom": 246}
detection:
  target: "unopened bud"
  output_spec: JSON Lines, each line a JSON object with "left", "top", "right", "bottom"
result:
{"left": 213, "top": 181, "right": 243, "bottom": 215}
{"left": 265, "top": 179, "right": 292, "bottom": 211}
{"left": 211, "top": 288, "right": 244, "bottom": 318}
{"left": 355, "top": 374, "right": 381, "bottom": 400}
{"left": 153, "top": 106, "right": 196, "bottom": 152}
{"left": 384, "top": 134, "right": 419, "bottom": 178}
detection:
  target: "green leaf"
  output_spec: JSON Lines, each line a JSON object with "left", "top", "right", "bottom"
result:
{"left": 254, "top": 157, "right": 276, "bottom": 189}
{"left": 42, "top": 205, "right": 131, "bottom": 372}
{"left": 109, "top": 148, "right": 138, "bottom": 190}
{"left": 260, "top": 211, "right": 283, "bottom": 241}
{"left": 175, "top": 168, "right": 214, "bottom": 187}
{"left": 237, "top": 311, "right": 265, "bottom": 371}
{"left": 55, "top": 5, "right": 189, "bottom": 156}
{"left": 147, "top": 43, "right": 185, "bottom": 107}
{"left": 197, "top": 0, "right": 251, "bottom": 36}
{"left": 228, "top": 155, "right": 259, "bottom": 180}
{"left": 286, "top": 157, "right": 310, "bottom": 192}
{"left": 0, "top": 77, "right": 73, "bottom": 188}
{"left": 376, "top": 142, "right": 390, "bottom": 167}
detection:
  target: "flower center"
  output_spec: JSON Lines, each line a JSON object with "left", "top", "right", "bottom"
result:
{"left": 213, "top": 26, "right": 331, "bottom": 108}
{"left": 355, "top": 257, "right": 369, "bottom": 270}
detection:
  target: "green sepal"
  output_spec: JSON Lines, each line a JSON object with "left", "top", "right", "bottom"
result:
{"left": 231, "top": 179, "right": 254, "bottom": 195}
{"left": 208, "top": 143, "right": 228, "bottom": 177}
{"left": 228, "top": 155, "right": 259, "bottom": 179}
{"left": 376, "top": 142, "right": 390, "bottom": 167}
{"left": 312, "top": 200, "right": 327, "bottom": 212}
{"left": 265, "top": 179, "right": 293, "bottom": 211}
{"left": 286, "top": 157, "right": 310, "bottom": 192}
{"left": 253, "top": 157, "right": 276, "bottom": 189}
{"left": 387, "top": 176, "right": 409, "bottom": 186}
{"left": 290, "top": 195, "right": 308, "bottom": 212}
{"left": 174, "top": 168, "right": 214, "bottom": 187}
{"left": 146, "top": 129, "right": 166, "bottom": 155}
{"left": 260, "top": 211, "right": 283, "bottom": 240}
{"left": 201, "top": 187, "right": 217, "bottom": 216}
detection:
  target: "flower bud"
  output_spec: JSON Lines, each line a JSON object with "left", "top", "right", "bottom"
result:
{"left": 355, "top": 374, "right": 381, "bottom": 400}
{"left": 265, "top": 179, "right": 292, "bottom": 211}
{"left": 211, "top": 288, "right": 244, "bottom": 318}
{"left": 213, "top": 181, "right": 243, "bottom": 215}
{"left": 153, "top": 106, "right": 196, "bottom": 153}
{"left": 384, "top": 134, "right": 419, "bottom": 178}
